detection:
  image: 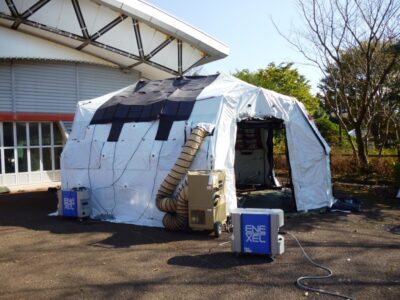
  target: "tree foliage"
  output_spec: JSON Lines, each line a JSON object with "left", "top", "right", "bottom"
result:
{"left": 279, "top": 0, "right": 400, "bottom": 167}
{"left": 233, "top": 63, "right": 319, "bottom": 113}
{"left": 314, "top": 117, "right": 340, "bottom": 144}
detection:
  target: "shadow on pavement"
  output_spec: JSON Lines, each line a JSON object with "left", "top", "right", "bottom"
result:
{"left": 0, "top": 191, "right": 213, "bottom": 248}
{"left": 167, "top": 252, "right": 273, "bottom": 269}
{"left": 1, "top": 187, "right": 398, "bottom": 249}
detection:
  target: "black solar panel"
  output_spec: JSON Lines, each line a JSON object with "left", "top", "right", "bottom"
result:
{"left": 89, "top": 75, "right": 218, "bottom": 141}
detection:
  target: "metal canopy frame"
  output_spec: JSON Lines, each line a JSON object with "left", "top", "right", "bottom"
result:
{"left": 1, "top": 0, "right": 208, "bottom": 76}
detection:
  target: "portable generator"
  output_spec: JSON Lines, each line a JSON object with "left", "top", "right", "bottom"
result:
{"left": 231, "top": 208, "right": 284, "bottom": 256}
{"left": 187, "top": 170, "right": 227, "bottom": 236}
{"left": 57, "top": 187, "right": 91, "bottom": 219}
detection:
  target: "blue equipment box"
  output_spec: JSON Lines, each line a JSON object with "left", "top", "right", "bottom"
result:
{"left": 57, "top": 188, "right": 91, "bottom": 218}
{"left": 231, "top": 208, "right": 284, "bottom": 256}
{"left": 241, "top": 213, "right": 271, "bottom": 254}
{"left": 61, "top": 190, "right": 78, "bottom": 217}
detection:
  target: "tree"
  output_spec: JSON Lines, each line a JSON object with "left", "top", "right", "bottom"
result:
{"left": 234, "top": 62, "right": 319, "bottom": 113}
{"left": 319, "top": 45, "right": 400, "bottom": 157}
{"left": 276, "top": 0, "right": 400, "bottom": 167}
{"left": 369, "top": 58, "right": 400, "bottom": 156}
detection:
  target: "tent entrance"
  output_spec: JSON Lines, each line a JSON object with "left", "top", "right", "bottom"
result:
{"left": 234, "top": 118, "right": 296, "bottom": 211}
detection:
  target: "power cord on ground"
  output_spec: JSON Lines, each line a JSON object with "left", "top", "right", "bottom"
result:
{"left": 208, "top": 240, "right": 230, "bottom": 253}
{"left": 282, "top": 231, "right": 355, "bottom": 300}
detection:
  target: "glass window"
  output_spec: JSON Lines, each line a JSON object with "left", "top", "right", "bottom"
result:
{"left": 53, "top": 123, "right": 63, "bottom": 145}
{"left": 4, "top": 149, "right": 15, "bottom": 173}
{"left": 42, "top": 123, "right": 51, "bottom": 146}
{"left": 54, "top": 147, "right": 63, "bottom": 170}
{"left": 17, "top": 148, "right": 28, "bottom": 172}
{"left": 3, "top": 122, "right": 14, "bottom": 147}
{"left": 42, "top": 148, "right": 52, "bottom": 170}
{"left": 30, "top": 148, "right": 40, "bottom": 171}
{"left": 29, "top": 123, "right": 39, "bottom": 146}
{"left": 16, "top": 123, "right": 27, "bottom": 147}
{"left": 0, "top": 151, "right": 2, "bottom": 174}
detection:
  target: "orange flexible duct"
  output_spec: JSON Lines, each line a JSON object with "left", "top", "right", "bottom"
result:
{"left": 155, "top": 127, "right": 208, "bottom": 230}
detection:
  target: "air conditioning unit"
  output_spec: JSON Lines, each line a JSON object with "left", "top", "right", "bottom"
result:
{"left": 188, "top": 170, "right": 227, "bottom": 237}
{"left": 231, "top": 208, "right": 284, "bottom": 256}
{"left": 57, "top": 187, "right": 91, "bottom": 219}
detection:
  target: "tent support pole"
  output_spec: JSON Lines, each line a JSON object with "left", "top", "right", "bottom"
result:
{"left": 284, "top": 126, "right": 297, "bottom": 211}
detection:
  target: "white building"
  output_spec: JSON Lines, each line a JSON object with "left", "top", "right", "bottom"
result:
{"left": 0, "top": 0, "right": 228, "bottom": 188}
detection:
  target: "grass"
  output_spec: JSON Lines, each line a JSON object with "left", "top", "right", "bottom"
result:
{"left": 330, "top": 145, "right": 398, "bottom": 156}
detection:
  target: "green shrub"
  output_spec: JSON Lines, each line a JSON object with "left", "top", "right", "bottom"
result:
{"left": 315, "top": 117, "right": 354, "bottom": 149}
{"left": 315, "top": 117, "right": 340, "bottom": 144}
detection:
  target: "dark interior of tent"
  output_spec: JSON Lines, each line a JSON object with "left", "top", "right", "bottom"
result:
{"left": 234, "top": 118, "right": 296, "bottom": 211}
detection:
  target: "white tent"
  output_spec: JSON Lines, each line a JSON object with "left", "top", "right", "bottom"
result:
{"left": 61, "top": 74, "right": 334, "bottom": 227}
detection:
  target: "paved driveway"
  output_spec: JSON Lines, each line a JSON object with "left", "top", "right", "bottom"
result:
{"left": 0, "top": 190, "right": 399, "bottom": 299}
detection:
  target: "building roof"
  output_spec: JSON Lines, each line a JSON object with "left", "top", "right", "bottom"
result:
{"left": 0, "top": 0, "right": 229, "bottom": 79}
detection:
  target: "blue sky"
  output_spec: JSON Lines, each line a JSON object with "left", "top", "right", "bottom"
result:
{"left": 145, "top": 0, "right": 322, "bottom": 91}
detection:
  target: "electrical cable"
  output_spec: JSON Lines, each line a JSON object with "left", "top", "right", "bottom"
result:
{"left": 285, "top": 231, "right": 356, "bottom": 300}
{"left": 110, "top": 141, "right": 118, "bottom": 215}
{"left": 106, "top": 121, "right": 157, "bottom": 186}
{"left": 87, "top": 125, "right": 110, "bottom": 215}
{"left": 75, "top": 122, "right": 206, "bottom": 225}
{"left": 87, "top": 122, "right": 156, "bottom": 217}
{"left": 134, "top": 141, "right": 165, "bottom": 223}
{"left": 207, "top": 240, "right": 230, "bottom": 253}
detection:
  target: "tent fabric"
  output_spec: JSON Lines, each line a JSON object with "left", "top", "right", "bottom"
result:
{"left": 61, "top": 74, "right": 334, "bottom": 227}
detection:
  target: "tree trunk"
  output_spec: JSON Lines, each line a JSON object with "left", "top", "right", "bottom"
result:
{"left": 378, "top": 117, "right": 393, "bottom": 159}
{"left": 378, "top": 144, "right": 384, "bottom": 157}
{"left": 354, "top": 126, "right": 369, "bottom": 168}
{"left": 348, "top": 131, "right": 360, "bottom": 166}
{"left": 334, "top": 113, "right": 359, "bottom": 165}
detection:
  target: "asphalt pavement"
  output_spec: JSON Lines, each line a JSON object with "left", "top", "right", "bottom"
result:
{"left": 0, "top": 190, "right": 399, "bottom": 299}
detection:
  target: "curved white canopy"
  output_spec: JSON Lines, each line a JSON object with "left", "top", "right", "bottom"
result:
{"left": 0, "top": 26, "right": 117, "bottom": 66}
{"left": 0, "top": 0, "right": 229, "bottom": 79}
{"left": 61, "top": 74, "right": 334, "bottom": 227}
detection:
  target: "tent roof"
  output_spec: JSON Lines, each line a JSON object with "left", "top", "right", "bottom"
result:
{"left": 62, "top": 73, "right": 333, "bottom": 227}
{"left": 0, "top": 0, "right": 229, "bottom": 79}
